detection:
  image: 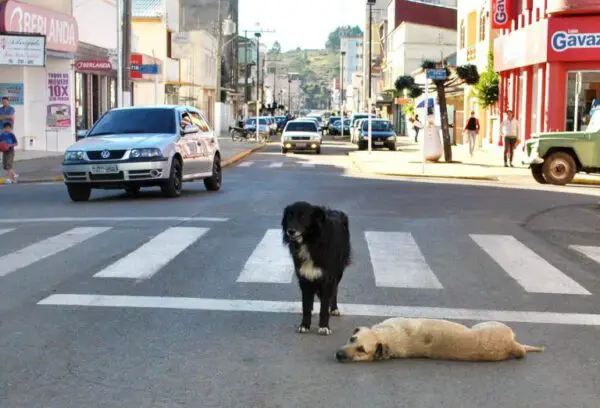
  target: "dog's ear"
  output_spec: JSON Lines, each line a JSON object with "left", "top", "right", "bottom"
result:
{"left": 311, "top": 206, "right": 326, "bottom": 226}
{"left": 281, "top": 206, "right": 290, "bottom": 228}
{"left": 374, "top": 343, "right": 390, "bottom": 361}
{"left": 352, "top": 327, "right": 361, "bottom": 335}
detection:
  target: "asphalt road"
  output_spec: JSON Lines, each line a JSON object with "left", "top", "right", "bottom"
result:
{"left": 1, "top": 137, "right": 599, "bottom": 407}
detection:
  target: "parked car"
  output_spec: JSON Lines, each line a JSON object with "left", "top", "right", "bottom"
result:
{"left": 330, "top": 118, "right": 351, "bottom": 136}
{"left": 244, "top": 117, "right": 270, "bottom": 140}
{"left": 356, "top": 119, "right": 397, "bottom": 151}
{"left": 63, "top": 105, "right": 222, "bottom": 202}
{"left": 280, "top": 119, "right": 322, "bottom": 154}
{"left": 523, "top": 106, "right": 600, "bottom": 185}
{"left": 351, "top": 118, "right": 367, "bottom": 143}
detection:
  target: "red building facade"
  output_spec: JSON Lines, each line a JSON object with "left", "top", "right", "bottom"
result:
{"left": 493, "top": 0, "right": 600, "bottom": 145}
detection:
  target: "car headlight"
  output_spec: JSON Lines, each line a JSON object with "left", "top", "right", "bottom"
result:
{"left": 387, "top": 136, "right": 396, "bottom": 141}
{"left": 130, "top": 148, "right": 162, "bottom": 158}
{"left": 64, "top": 150, "right": 85, "bottom": 161}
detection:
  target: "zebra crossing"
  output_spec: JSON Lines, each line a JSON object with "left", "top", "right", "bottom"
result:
{"left": 236, "top": 160, "right": 318, "bottom": 169}
{"left": 0, "top": 224, "right": 598, "bottom": 297}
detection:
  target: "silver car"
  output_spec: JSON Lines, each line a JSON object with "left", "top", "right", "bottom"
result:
{"left": 280, "top": 119, "right": 322, "bottom": 154}
{"left": 63, "top": 105, "right": 222, "bottom": 202}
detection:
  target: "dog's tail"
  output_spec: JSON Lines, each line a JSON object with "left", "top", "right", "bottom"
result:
{"left": 523, "top": 344, "right": 545, "bottom": 353}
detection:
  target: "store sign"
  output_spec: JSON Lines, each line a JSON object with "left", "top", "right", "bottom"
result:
{"left": 491, "top": 0, "right": 512, "bottom": 30}
{"left": 0, "top": 33, "right": 45, "bottom": 67}
{"left": 0, "top": 83, "right": 24, "bottom": 105}
{"left": 75, "top": 60, "right": 113, "bottom": 71}
{"left": 46, "top": 72, "right": 71, "bottom": 129}
{"left": 547, "top": 17, "right": 600, "bottom": 62}
{"left": 0, "top": 0, "right": 79, "bottom": 53}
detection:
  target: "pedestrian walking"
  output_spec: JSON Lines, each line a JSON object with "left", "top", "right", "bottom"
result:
{"left": 464, "top": 111, "right": 479, "bottom": 157}
{"left": 0, "top": 122, "right": 18, "bottom": 183}
{"left": 412, "top": 114, "right": 422, "bottom": 143}
{"left": 501, "top": 109, "right": 520, "bottom": 167}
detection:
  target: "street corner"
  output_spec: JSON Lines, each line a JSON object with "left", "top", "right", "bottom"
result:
{"left": 0, "top": 175, "right": 64, "bottom": 185}
{"left": 571, "top": 175, "right": 600, "bottom": 187}
{"left": 222, "top": 143, "right": 268, "bottom": 168}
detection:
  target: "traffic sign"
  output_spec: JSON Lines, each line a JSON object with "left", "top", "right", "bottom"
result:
{"left": 426, "top": 69, "right": 447, "bottom": 81}
{"left": 137, "top": 64, "right": 159, "bottom": 75}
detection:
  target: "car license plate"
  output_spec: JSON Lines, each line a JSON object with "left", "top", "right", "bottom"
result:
{"left": 374, "top": 141, "right": 384, "bottom": 145}
{"left": 90, "top": 164, "right": 119, "bottom": 174}
{"left": 295, "top": 143, "right": 306, "bottom": 147}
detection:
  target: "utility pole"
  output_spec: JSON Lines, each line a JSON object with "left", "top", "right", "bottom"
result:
{"left": 122, "top": 0, "right": 132, "bottom": 105}
{"left": 116, "top": 0, "right": 122, "bottom": 107}
{"left": 215, "top": 0, "right": 222, "bottom": 105}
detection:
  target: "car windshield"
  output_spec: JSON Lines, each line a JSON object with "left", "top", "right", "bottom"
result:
{"left": 329, "top": 117, "right": 340, "bottom": 124}
{"left": 87, "top": 108, "right": 176, "bottom": 136}
{"left": 246, "top": 118, "right": 267, "bottom": 125}
{"left": 362, "top": 121, "right": 392, "bottom": 131}
{"left": 286, "top": 122, "right": 317, "bottom": 132}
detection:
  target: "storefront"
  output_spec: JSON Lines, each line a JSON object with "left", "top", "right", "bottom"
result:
{"left": 0, "top": 0, "right": 78, "bottom": 151}
{"left": 74, "top": 43, "right": 117, "bottom": 132}
{"left": 494, "top": 12, "right": 600, "bottom": 145}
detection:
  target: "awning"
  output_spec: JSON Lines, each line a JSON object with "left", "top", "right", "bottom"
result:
{"left": 165, "top": 81, "right": 201, "bottom": 87}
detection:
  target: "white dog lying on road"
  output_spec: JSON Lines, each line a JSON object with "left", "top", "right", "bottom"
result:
{"left": 335, "top": 317, "right": 545, "bottom": 362}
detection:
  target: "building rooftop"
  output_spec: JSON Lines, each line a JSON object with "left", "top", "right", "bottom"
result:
{"left": 132, "top": 0, "right": 162, "bottom": 18}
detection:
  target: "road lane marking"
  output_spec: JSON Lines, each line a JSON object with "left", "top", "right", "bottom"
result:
{"left": 0, "top": 228, "right": 15, "bottom": 236}
{"left": 94, "top": 227, "right": 209, "bottom": 279}
{"left": 365, "top": 231, "right": 443, "bottom": 289}
{"left": 0, "top": 217, "right": 229, "bottom": 223}
{"left": 0, "top": 227, "right": 111, "bottom": 277}
{"left": 570, "top": 245, "right": 600, "bottom": 265}
{"left": 301, "top": 163, "right": 316, "bottom": 168}
{"left": 267, "top": 162, "right": 284, "bottom": 168}
{"left": 38, "top": 294, "right": 600, "bottom": 326}
{"left": 236, "top": 229, "right": 294, "bottom": 283}
{"left": 238, "top": 161, "right": 254, "bottom": 167}
{"left": 471, "top": 234, "right": 591, "bottom": 295}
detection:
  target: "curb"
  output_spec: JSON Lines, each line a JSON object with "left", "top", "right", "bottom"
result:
{"left": 0, "top": 144, "right": 267, "bottom": 185}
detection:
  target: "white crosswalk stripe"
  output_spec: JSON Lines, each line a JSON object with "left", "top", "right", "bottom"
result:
{"left": 0, "top": 227, "right": 111, "bottom": 277}
{"left": 570, "top": 245, "right": 600, "bottom": 265}
{"left": 0, "top": 226, "right": 595, "bottom": 298}
{"left": 93, "top": 227, "right": 209, "bottom": 280}
{"left": 237, "top": 161, "right": 254, "bottom": 167}
{"left": 266, "top": 162, "right": 284, "bottom": 168}
{"left": 471, "top": 234, "right": 591, "bottom": 295}
{"left": 236, "top": 161, "right": 320, "bottom": 169}
{"left": 236, "top": 229, "right": 294, "bottom": 283}
{"left": 365, "top": 231, "right": 443, "bottom": 289}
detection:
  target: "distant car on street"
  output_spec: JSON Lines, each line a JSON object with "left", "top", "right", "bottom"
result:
{"left": 63, "top": 105, "right": 222, "bottom": 202}
{"left": 280, "top": 119, "right": 322, "bottom": 154}
{"left": 356, "top": 119, "right": 397, "bottom": 151}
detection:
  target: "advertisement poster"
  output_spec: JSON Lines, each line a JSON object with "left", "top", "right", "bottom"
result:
{"left": 0, "top": 83, "right": 24, "bottom": 105}
{"left": 491, "top": 0, "right": 512, "bottom": 30}
{"left": 46, "top": 72, "right": 71, "bottom": 128}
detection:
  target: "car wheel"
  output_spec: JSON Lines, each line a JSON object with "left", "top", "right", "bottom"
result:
{"left": 531, "top": 164, "right": 547, "bottom": 184}
{"left": 281, "top": 148, "right": 288, "bottom": 154}
{"left": 542, "top": 152, "right": 576, "bottom": 185}
{"left": 388, "top": 144, "right": 397, "bottom": 151}
{"left": 161, "top": 157, "right": 183, "bottom": 198}
{"left": 358, "top": 143, "right": 366, "bottom": 151}
{"left": 316, "top": 147, "right": 321, "bottom": 154}
{"left": 67, "top": 184, "right": 91, "bottom": 202}
{"left": 204, "top": 154, "right": 222, "bottom": 191}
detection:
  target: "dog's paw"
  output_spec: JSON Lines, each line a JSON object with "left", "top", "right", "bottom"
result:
{"left": 330, "top": 309, "right": 341, "bottom": 316}
{"left": 296, "top": 325, "right": 310, "bottom": 334}
{"left": 318, "top": 327, "right": 333, "bottom": 336}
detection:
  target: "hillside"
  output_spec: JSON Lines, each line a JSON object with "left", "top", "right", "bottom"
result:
{"left": 276, "top": 48, "right": 340, "bottom": 110}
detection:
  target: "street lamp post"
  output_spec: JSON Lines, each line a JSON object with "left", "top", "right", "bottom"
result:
{"left": 288, "top": 76, "right": 291, "bottom": 114}
{"left": 367, "top": 0, "right": 376, "bottom": 154}
{"left": 255, "top": 32, "right": 261, "bottom": 142}
{"left": 340, "top": 50, "right": 346, "bottom": 139}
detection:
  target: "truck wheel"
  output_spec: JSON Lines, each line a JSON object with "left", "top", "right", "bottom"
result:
{"left": 531, "top": 164, "right": 547, "bottom": 184}
{"left": 542, "top": 152, "right": 576, "bottom": 185}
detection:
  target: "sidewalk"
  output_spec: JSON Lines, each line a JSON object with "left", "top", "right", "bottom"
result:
{"left": 2, "top": 136, "right": 265, "bottom": 184}
{"left": 349, "top": 137, "right": 600, "bottom": 186}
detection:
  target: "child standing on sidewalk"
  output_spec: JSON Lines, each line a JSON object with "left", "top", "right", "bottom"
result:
{"left": 0, "top": 122, "right": 18, "bottom": 183}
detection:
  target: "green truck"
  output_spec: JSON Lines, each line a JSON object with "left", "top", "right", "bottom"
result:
{"left": 523, "top": 107, "right": 600, "bottom": 185}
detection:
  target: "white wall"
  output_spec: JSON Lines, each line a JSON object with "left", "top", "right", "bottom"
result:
{"left": 72, "top": 0, "right": 116, "bottom": 49}
{"left": 165, "top": 0, "right": 180, "bottom": 31}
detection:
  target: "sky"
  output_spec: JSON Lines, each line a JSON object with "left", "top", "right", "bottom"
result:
{"left": 239, "top": 0, "right": 366, "bottom": 51}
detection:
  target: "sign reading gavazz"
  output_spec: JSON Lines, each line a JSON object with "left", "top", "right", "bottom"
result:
{"left": 0, "top": 33, "right": 45, "bottom": 66}
{"left": 491, "top": 0, "right": 512, "bottom": 30}
{"left": 547, "top": 17, "right": 600, "bottom": 61}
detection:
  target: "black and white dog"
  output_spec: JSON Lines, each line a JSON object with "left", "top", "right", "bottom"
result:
{"left": 281, "top": 201, "right": 351, "bottom": 335}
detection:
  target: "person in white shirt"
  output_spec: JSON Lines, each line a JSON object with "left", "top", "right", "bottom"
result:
{"left": 501, "top": 110, "right": 519, "bottom": 167}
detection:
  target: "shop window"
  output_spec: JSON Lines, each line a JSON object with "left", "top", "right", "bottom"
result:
{"left": 92, "top": 75, "right": 100, "bottom": 124}
{"left": 167, "top": 30, "right": 172, "bottom": 58}
{"left": 566, "top": 71, "right": 600, "bottom": 132}
{"left": 459, "top": 19, "right": 465, "bottom": 49}
{"left": 75, "top": 72, "right": 88, "bottom": 131}
{"left": 108, "top": 78, "right": 116, "bottom": 109}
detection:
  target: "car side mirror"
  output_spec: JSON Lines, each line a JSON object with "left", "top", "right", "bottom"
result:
{"left": 181, "top": 125, "right": 200, "bottom": 136}
{"left": 76, "top": 129, "right": 87, "bottom": 141}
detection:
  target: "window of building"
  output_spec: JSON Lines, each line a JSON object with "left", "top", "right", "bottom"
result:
{"left": 460, "top": 19, "right": 465, "bottom": 48}
{"left": 479, "top": 9, "right": 487, "bottom": 42}
{"left": 166, "top": 30, "right": 172, "bottom": 58}
{"left": 75, "top": 72, "right": 88, "bottom": 131}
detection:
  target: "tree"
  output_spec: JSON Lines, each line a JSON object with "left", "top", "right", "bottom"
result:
{"left": 269, "top": 41, "right": 282, "bottom": 56}
{"left": 325, "top": 26, "right": 364, "bottom": 51}
{"left": 395, "top": 60, "right": 480, "bottom": 162}
{"left": 472, "top": 51, "right": 499, "bottom": 109}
